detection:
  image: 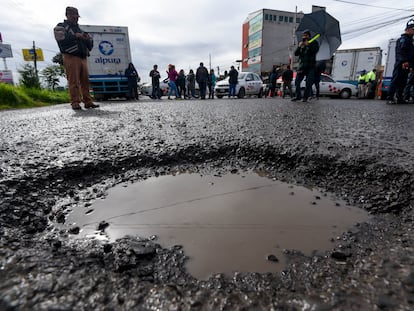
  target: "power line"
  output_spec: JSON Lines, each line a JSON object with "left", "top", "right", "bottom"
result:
{"left": 342, "top": 14, "right": 413, "bottom": 37}
{"left": 332, "top": 0, "right": 414, "bottom": 11}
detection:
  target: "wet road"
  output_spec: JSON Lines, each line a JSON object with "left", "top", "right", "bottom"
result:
{"left": 1, "top": 97, "right": 414, "bottom": 310}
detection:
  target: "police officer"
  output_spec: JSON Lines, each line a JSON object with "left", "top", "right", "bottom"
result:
{"left": 365, "top": 68, "right": 377, "bottom": 99}
{"left": 387, "top": 19, "right": 414, "bottom": 104}
{"left": 357, "top": 70, "right": 367, "bottom": 99}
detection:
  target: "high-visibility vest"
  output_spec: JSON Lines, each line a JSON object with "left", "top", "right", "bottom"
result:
{"left": 365, "top": 71, "right": 376, "bottom": 83}
{"left": 358, "top": 74, "right": 367, "bottom": 84}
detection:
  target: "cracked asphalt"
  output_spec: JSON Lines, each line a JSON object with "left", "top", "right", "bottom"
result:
{"left": 1, "top": 97, "right": 414, "bottom": 310}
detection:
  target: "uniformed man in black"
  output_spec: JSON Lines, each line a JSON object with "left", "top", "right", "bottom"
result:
{"left": 387, "top": 19, "right": 414, "bottom": 104}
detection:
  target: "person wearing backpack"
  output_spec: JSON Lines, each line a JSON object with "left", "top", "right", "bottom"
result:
{"left": 54, "top": 7, "right": 98, "bottom": 110}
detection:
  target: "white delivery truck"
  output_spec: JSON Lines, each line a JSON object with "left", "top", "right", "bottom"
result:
{"left": 331, "top": 47, "right": 382, "bottom": 86}
{"left": 81, "top": 25, "right": 131, "bottom": 100}
{"left": 380, "top": 38, "right": 397, "bottom": 100}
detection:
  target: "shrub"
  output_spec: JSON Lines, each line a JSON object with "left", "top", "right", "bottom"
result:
{"left": 0, "top": 84, "right": 70, "bottom": 109}
{"left": 0, "top": 83, "right": 35, "bottom": 108}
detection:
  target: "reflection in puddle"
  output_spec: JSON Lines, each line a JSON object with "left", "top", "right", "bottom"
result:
{"left": 67, "top": 172, "right": 370, "bottom": 279}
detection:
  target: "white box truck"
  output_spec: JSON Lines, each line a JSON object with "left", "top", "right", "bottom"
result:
{"left": 331, "top": 47, "right": 382, "bottom": 85}
{"left": 380, "top": 38, "right": 397, "bottom": 99}
{"left": 81, "top": 25, "right": 131, "bottom": 100}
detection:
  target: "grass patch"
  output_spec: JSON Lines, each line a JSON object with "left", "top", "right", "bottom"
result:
{"left": 0, "top": 84, "right": 70, "bottom": 110}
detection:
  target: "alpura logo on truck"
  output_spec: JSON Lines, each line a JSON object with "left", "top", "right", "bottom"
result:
{"left": 95, "top": 40, "right": 121, "bottom": 64}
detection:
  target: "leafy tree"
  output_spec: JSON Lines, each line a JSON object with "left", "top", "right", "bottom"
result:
{"left": 18, "top": 64, "right": 40, "bottom": 89}
{"left": 52, "top": 52, "right": 63, "bottom": 66}
{"left": 41, "top": 65, "right": 64, "bottom": 90}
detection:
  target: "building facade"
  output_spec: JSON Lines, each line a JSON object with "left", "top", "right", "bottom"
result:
{"left": 242, "top": 9, "right": 304, "bottom": 75}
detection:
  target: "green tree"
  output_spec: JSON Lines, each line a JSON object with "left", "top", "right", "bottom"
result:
{"left": 41, "top": 65, "right": 64, "bottom": 90}
{"left": 18, "top": 64, "right": 40, "bottom": 89}
{"left": 52, "top": 52, "right": 63, "bottom": 66}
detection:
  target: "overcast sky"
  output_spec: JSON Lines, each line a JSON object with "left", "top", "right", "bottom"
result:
{"left": 1, "top": 0, "right": 413, "bottom": 83}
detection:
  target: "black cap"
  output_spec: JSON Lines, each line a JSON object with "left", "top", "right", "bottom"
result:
{"left": 66, "top": 7, "right": 80, "bottom": 17}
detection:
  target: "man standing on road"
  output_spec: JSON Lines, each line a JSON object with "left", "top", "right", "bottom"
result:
{"left": 149, "top": 64, "right": 161, "bottom": 99}
{"left": 282, "top": 65, "right": 294, "bottom": 98}
{"left": 196, "top": 62, "right": 209, "bottom": 100}
{"left": 365, "top": 68, "right": 377, "bottom": 99}
{"left": 386, "top": 19, "right": 414, "bottom": 105}
{"left": 292, "top": 29, "right": 319, "bottom": 103}
{"left": 228, "top": 65, "right": 238, "bottom": 98}
{"left": 313, "top": 60, "right": 326, "bottom": 100}
{"left": 54, "top": 7, "right": 99, "bottom": 110}
{"left": 124, "top": 63, "right": 139, "bottom": 100}
{"left": 357, "top": 70, "right": 367, "bottom": 99}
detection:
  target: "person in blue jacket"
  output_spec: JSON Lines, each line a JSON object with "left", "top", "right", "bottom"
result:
{"left": 387, "top": 19, "right": 414, "bottom": 104}
{"left": 124, "top": 63, "right": 140, "bottom": 100}
{"left": 208, "top": 69, "right": 217, "bottom": 99}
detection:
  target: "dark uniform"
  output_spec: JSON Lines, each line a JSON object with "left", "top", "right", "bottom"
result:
{"left": 292, "top": 30, "right": 319, "bottom": 102}
{"left": 387, "top": 20, "right": 414, "bottom": 104}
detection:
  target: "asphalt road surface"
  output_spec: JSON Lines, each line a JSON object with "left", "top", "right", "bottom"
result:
{"left": 1, "top": 97, "right": 414, "bottom": 310}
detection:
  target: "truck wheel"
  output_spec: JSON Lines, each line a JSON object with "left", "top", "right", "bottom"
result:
{"left": 339, "top": 89, "right": 351, "bottom": 99}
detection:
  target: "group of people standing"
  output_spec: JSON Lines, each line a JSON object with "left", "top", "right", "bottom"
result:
{"left": 149, "top": 62, "right": 217, "bottom": 100}
{"left": 357, "top": 69, "right": 377, "bottom": 99}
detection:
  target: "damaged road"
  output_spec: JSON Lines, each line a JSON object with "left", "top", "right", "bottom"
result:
{"left": 1, "top": 98, "right": 414, "bottom": 310}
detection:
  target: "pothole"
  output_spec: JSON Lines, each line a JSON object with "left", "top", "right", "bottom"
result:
{"left": 66, "top": 171, "right": 370, "bottom": 279}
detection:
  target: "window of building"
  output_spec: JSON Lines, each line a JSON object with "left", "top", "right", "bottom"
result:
{"left": 273, "top": 15, "right": 277, "bottom": 21}
{"left": 289, "top": 17, "right": 293, "bottom": 23}
{"left": 265, "top": 14, "right": 269, "bottom": 21}
{"left": 279, "top": 15, "right": 284, "bottom": 22}
{"left": 296, "top": 17, "right": 301, "bottom": 23}
{"left": 284, "top": 16, "right": 288, "bottom": 23}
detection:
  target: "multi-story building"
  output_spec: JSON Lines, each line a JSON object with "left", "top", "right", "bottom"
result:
{"left": 242, "top": 8, "right": 306, "bottom": 75}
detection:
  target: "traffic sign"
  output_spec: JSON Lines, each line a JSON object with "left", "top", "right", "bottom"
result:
{"left": 0, "top": 44, "right": 13, "bottom": 58}
{"left": 22, "top": 48, "right": 44, "bottom": 61}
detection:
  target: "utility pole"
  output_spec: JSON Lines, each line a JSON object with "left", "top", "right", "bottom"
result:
{"left": 33, "top": 41, "right": 38, "bottom": 78}
{"left": 290, "top": 6, "right": 298, "bottom": 66}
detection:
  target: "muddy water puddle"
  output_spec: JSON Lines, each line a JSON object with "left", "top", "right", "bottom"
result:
{"left": 67, "top": 172, "right": 370, "bottom": 279}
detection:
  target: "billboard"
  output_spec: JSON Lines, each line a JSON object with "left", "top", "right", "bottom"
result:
{"left": 22, "top": 48, "right": 44, "bottom": 61}
{"left": 0, "top": 44, "right": 13, "bottom": 58}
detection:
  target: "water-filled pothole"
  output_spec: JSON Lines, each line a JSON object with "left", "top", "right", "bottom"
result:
{"left": 67, "top": 172, "right": 370, "bottom": 279}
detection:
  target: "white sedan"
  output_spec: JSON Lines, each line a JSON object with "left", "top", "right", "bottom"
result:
{"left": 215, "top": 72, "right": 264, "bottom": 98}
{"left": 278, "top": 73, "right": 357, "bottom": 99}
{"left": 140, "top": 78, "right": 169, "bottom": 98}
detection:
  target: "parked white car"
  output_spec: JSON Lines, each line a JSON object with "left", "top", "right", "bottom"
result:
{"left": 277, "top": 73, "right": 357, "bottom": 99}
{"left": 215, "top": 72, "right": 264, "bottom": 98}
{"left": 140, "top": 78, "right": 170, "bottom": 98}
